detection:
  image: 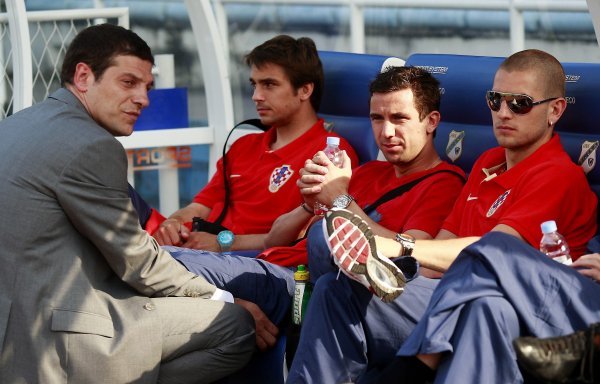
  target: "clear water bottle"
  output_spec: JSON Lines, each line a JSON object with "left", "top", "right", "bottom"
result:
{"left": 314, "top": 136, "right": 343, "bottom": 215}
{"left": 540, "top": 220, "right": 572, "bottom": 265}
{"left": 291, "top": 265, "right": 312, "bottom": 325}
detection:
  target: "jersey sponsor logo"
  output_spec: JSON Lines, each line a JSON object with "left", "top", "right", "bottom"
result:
{"left": 446, "top": 130, "right": 464, "bottom": 162}
{"left": 269, "top": 164, "right": 294, "bottom": 193}
{"left": 578, "top": 140, "right": 598, "bottom": 174}
{"left": 467, "top": 193, "right": 478, "bottom": 201}
{"left": 486, "top": 189, "right": 511, "bottom": 218}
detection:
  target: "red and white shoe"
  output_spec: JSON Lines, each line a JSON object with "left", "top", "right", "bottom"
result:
{"left": 323, "top": 208, "right": 406, "bottom": 302}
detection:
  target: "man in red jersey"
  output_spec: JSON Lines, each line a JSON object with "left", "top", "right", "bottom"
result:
{"left": 152, "top": 35, "right": 357, "bottom": 252}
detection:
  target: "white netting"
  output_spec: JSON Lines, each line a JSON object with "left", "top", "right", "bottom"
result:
{"left": 0, "top": 20, "right": 13, "bottom": 119}
{"left": 30, "top": 19, "right": 92, "bottom": 104}
{"left": 0, "top": 4, "right": 127, "bottom": 121}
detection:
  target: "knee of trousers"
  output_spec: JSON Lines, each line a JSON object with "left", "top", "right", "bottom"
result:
{"left": 467, "top": 296, "right": 520, "bottom": 333}
{"left": 229, "top": 302, "right": 257, "bottom": 340}
{"left": 311, "top": 273, "right": 355, "bottom": 308}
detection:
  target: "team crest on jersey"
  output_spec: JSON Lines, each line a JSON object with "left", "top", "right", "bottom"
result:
{"left": 446, "top": 130, "right": 464, "bottom": 162}
{"left": 487, "top": 190, "right": 511, "bottom": 218}
{"left": 578, "top": 140, "right": 598, "bottom": 174}
{"left": 269, "top": 165, "right": 294, "bottom": 193}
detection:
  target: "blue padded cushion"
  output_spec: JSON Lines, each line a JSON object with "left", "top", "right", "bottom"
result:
{"left": 319, "top": 51, "right": 403, "bottom": 164}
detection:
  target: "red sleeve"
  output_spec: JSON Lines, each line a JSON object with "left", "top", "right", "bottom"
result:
{"left": 145, "top": 208, "right": 167, "bottom": 235}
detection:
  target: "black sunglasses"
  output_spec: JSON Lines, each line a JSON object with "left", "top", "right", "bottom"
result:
{"left": 486, "top": 91, "right": 558, "bottom": 115}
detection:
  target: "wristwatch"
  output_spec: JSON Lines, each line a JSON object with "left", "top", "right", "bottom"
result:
{"left": 217, "top": 230, "right": 235, "bottom": 252}
{"left": 332, "top": 194, "right": 354, "bottom": 209}
{"left": 395, "top": 233, "right": 415, "bottom": 256}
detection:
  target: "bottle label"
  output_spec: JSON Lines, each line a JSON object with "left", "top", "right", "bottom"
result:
{"left": 292, "top": 283, "right": 306, "bottom": 325}
{"left": 553, "top": 255, "right": 573, "bottom": 265}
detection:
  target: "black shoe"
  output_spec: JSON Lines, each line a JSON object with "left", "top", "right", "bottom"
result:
{"left": 513, "top": 323, "right": 599, "bottom": 383}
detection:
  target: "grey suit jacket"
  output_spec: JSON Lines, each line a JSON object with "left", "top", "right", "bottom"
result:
{"left": 0, "top": 89, "right": 217, "bottom": 383}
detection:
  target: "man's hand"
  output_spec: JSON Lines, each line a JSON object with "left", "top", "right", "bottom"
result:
{"left": 234, "top": 298, "right": 279, "bottom": 351}
{"left": 181, "top": 232, "right": 220, "bottom": 251}
{"left": 573, "top": 253, "right": 600, "bottom": 282}
{"left": 297, "top": 150, "right": 352, "bottom": 207}
{"left": 153, "top": 218, "right": 190, "bottom": 246}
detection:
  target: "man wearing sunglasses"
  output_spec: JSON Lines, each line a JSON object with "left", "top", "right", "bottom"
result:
{"left": 286, "top": 49, "right": 598, "bottom": 384}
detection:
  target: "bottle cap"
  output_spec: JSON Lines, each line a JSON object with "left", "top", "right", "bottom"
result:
{"left": 326, "top": 136, "right": 340, "bottom": 146}
{"left": 540, "top": 220, "right": 557, "bottom": 234}
{"left": 294, "top": 264, "right": 310, "bottom": 281}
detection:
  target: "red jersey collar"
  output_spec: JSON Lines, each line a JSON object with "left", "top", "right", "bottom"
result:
{"left": 261, "top": 118, "right": 327, "bottom": 158}
{"left": 481, "top": 134, "right": 565, "bottom": 187}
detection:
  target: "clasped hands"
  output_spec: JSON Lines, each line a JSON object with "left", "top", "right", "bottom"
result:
{"left": 297, "top": 150, "right": 353, "bottom": 209}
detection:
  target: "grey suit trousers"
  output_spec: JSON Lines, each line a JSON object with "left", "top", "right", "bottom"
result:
{"left": 155, "top": 297, "right": 255, "bottom": 384}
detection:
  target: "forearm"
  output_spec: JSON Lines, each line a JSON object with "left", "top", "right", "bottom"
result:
{"left": 375, "top": 235, "right": 481, "bottom": 272}
{"left": 264, "top": 204, "right": 314, "bottom": 249}
{"left": 413, "top": 236, "right": 481, "bottom": 272}
{"left": 233, "top": 233, "right": 269, "bottom": 251}
{"left": 168, "top": 202, "right": 210, "bottom": 223}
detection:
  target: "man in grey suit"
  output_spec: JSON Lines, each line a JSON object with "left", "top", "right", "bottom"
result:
{"left": 0, "top": 24, "right": 255, "bottom": 383}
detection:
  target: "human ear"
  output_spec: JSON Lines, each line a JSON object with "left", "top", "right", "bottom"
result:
{"left": 72, "top": 62, "right": 94, "bottom": 92}
{"left": 299, "top": 82, "right": 314, "bottom": 101}
{"left": 426, "top": 110, "right": 441, "bottom": 134}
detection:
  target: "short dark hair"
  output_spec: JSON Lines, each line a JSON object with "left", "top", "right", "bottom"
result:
{"left": 369, "top": 66, "right": 441, "bottom": 121}
{"left": 499, "top": 49, "right": 565, "bottom": 98}
{"left": 245, "top": 35, "right": 323, "bottom": 111}
{"left": 60, "top": 23, "right": 154, "bottom": 86}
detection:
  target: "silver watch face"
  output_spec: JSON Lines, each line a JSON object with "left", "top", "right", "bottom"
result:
{"left": 396, "top": 233, "right": 415, "bottom": 256}
{"left": 398, "top": 233, "right": 414, "bottom": 243}
{"left": 333, "top": 194, "right": 353, "bottom": 208}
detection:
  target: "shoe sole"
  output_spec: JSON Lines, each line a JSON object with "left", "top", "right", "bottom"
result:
{"left": 323, "top": 208, "right": 406, "bottom": 302}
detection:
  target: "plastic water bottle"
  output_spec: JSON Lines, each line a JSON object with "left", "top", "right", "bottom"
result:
{"left": 540, "top": 220, "right": 572, "bottom": 265}
{"left": 291, "top": 265, "right": 312, "bottom": 325}
{"left": 314, "top": 136, "right": 343, "bottom": 215}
